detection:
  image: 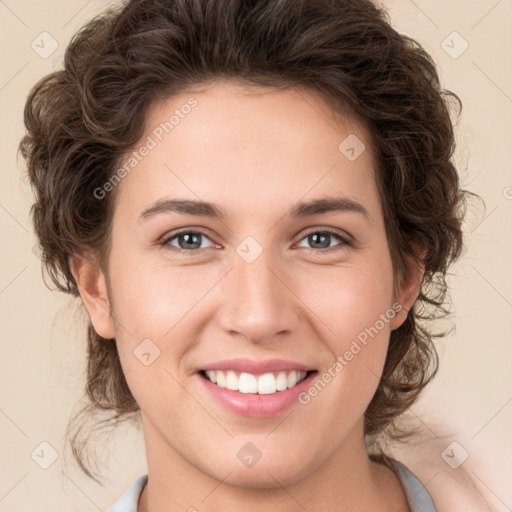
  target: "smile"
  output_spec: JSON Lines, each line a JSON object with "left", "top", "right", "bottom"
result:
{"left": 200, "top": 369, "right": 311, "bottom": 395}
{"left": 197, "top": 358, "right": 318, "bottom": 416}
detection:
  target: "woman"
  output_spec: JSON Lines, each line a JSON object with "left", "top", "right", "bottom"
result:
{"left": 19, "top": 0, "right": 482, "bottom": 510}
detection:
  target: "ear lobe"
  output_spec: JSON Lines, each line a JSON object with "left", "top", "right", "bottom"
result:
{"left": 389, "top": 248, "right": 425, "bottom": 331}
{"left": 70, "top": 256, "right": 116, "bottom": 339}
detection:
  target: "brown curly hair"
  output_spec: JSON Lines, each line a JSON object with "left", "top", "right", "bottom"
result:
{"left": 19, "top": 0, "right": 475, "bottom": 483}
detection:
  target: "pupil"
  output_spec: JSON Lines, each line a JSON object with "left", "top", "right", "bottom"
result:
{"left": 310, "top": 233, "right": 329, "bottom": 249}
{"left": 181, "top": 233, "right": 201, "bottom": 249}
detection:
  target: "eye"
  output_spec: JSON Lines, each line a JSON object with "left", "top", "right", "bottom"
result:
{"left": 159, "top": 228, "right": 352, "bottom": 254}
{"left": 296, "top": 229, "right": 352, "bottom": 251}
{"left": 161, "top": 230, "right": 216, "bottom": 251}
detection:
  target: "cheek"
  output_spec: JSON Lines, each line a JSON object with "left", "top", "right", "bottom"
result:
{"left": 105, "top": 249, "right": 210, "bottom": 399}
{"left": 297, "top": 292, "right": 393, "bottom": 437}
{"left": 295, "top": 255, "right": 395, "bottom": 347}
{"left": 108, "top": 248, "right": 213, "bottom": 337}
{"left": 294, "top": 254, "right": 395, "bottom": 407}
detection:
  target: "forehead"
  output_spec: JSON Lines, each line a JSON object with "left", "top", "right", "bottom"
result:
{"left": 114, "top": 80, "right": 382, "bottom": 225}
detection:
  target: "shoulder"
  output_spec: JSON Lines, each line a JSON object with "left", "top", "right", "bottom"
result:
{"left": 109, "top": 474, "right": 148, "bottom": 512}
{"left": 386, "top": 438, "right": 497, "bottom": 512}
{"left": 388, "top": 459, "right": 437, "bottom": 511}
{"left": 408, "top": 460, "right": 495, "bottom": 512}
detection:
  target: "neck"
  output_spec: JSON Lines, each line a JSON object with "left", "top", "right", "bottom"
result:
{"left": 138, "top": 419, "right": 409, "bottom": 512}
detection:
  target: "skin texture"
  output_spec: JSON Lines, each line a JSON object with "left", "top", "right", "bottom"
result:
{"left": 72, "top": 80, "right": 424, "bottom": 511}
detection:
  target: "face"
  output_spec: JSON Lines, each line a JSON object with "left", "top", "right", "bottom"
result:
{"left": 78, "top": 80, "right": 418, "bottom": 488}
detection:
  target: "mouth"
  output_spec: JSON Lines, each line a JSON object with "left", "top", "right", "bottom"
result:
{"left": 198, "top": 369, "right": 316, "bottom": 395}
{"left": 196, "top": 358, "right": 319, "bottom": 417}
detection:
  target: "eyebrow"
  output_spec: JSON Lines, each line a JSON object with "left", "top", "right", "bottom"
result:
{"left": 139, "top": 196, "right": 370, "bottom": 221}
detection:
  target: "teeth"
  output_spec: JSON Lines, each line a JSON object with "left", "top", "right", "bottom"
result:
{"left": 257, "top": 373, "right": 276, "bottom": 394}
{"left": 226, "top": 370, "right": 238, "bottom": 391}
{"left": 205, "top": 370, "right": 217, "bottom": 384}
{"left": 275, "top": 371, "right": 288, "bottom": 391}
{"left": 239, "top": 372, "right": 258, "bottom": 393}
{"left": 203, "top": 369, "right": 308, "bottom": 394}
{"left": 216, "top": 370, "right": 226, "bottom": 388}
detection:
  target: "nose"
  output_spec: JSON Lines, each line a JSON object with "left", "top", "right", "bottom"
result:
{"left": 216, "top": 248, "right": 300, "bottom": 345}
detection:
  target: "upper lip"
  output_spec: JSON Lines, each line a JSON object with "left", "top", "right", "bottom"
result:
{"left": 199, "top": 358, "right": 317, "bottom": 374}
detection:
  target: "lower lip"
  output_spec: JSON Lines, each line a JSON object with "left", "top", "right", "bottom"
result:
{"left": 198, "top": 372, "right": 317, "bottom": 417}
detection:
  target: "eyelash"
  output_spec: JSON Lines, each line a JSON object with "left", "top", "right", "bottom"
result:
{"left": 158, "top": 228, "right": 353, "bottom": 254}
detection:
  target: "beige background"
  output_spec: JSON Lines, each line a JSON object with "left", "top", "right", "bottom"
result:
{"left": 1, "top": 0, "right": 511, "bottom": 510}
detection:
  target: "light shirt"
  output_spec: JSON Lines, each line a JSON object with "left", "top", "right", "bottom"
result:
{"left": 109, "top": 459, "right": 436, "bottom": 511}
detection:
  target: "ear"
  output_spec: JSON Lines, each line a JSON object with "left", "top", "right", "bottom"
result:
{"left": 70, "top": 255, "right": 116, "bottom": 339}
{"left": 389, "top": 245, "right": 425, "bottom": 331}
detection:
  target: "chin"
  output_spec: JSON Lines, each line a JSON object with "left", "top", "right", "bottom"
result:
{"left": 197, "top": 448, "right": 318, "bottom": 489}
{"left": 214, "top": 465, "right": 302, "bottom": 489}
